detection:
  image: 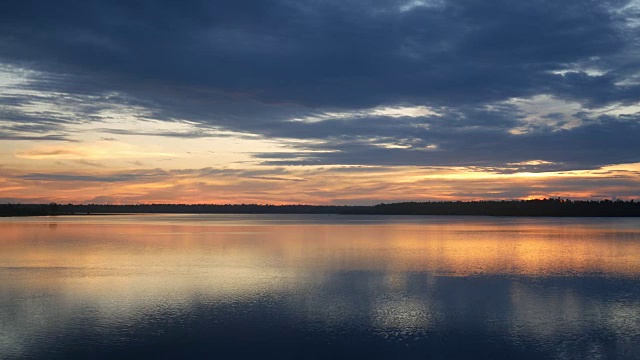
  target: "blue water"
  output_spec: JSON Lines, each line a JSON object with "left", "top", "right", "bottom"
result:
{"left": 1, "top": 215, "right": 639, "bottom": 359}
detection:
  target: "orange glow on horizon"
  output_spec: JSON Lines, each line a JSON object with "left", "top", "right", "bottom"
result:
{"left": 1, "top": 161, "right": 638, "bottom": 204}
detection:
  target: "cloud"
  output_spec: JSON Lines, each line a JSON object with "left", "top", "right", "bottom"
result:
{"left": 0, "top": 0, "right": 639, "bottom": 199}
{"left": 1, "top": 0, "right": 637, "bottom": 107}
{"left": 13, "top": 167, "right": 306, "bottom": 185}
{"left": 16, "top": 171, "right": 166, "bottom": 183}
{"left": 253, "top": 113, "right": 640, "bottom": 171}
{"left": 15, "top": 143, "right": 174, "bottom": 160}
{"left": 0, "top": 133, "right": 72, "bottom": 141}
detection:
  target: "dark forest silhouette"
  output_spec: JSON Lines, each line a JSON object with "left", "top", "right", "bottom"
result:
{"left": 2, "top": 199, "right": 640, "bottom": 217}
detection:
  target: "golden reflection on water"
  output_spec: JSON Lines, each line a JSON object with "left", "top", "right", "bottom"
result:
{"left": 1, "top": 215, "right": 640, "bottom": 359}
{"left": 1, "top": 216, "right": 639, "bottom": 277}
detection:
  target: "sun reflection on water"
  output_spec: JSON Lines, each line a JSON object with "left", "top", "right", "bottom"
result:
{"left": 1, "top": 215, "right": 639, "bottom": 359}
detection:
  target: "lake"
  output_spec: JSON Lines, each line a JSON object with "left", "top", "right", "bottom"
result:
{"left": 1, "top": 214, "right": 639, "bottom": 359}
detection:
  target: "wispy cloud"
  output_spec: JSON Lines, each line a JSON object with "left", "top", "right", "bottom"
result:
{"left": 15, "top": 143, "right": 174, "bottom": 160}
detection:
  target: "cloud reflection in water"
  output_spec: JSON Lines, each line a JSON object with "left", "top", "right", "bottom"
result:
{"left": 1, "top": 215, "right": 639, "bottom": 359}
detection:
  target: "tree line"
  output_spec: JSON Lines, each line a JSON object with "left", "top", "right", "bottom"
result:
{"left": 1, "top": 199, "right": 640, "bottom": 217}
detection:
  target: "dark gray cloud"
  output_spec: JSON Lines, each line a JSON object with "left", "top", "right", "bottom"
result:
{"left": 1, "top": 0, "right": 637, "bottom": 107}
{"left": 16, "top": 170, "right": 169, "bottom": 183}
{"left": 0, "top": 133, "right": 72, "bottom": 141}
{"left": 254, "top": 114, "right": 640, "bottom": 170}
{"left": 15, "top": 167, "right": 306, "bottom": 183}
{"left": 1, "top": 0, "right": 640, "bottom": 172}
{"left": 0, "top": 90, "right": 125, "bottom": 140}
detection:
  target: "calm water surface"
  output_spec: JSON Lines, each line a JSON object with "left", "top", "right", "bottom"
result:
{"left": 1, "top": 215, "right": 640, "bottom": 359}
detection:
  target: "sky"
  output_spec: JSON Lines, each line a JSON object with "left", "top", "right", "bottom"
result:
{"left": 1, "top": 0, "right": 640, "bottom": 204}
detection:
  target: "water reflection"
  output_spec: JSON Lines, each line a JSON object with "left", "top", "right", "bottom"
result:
{"left": 1, "top": 215, "right": 639, "bottom": 359}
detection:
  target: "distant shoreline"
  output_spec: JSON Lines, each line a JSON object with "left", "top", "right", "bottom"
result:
{"left": 2, "top": 199, "right": 640, "bottom": 217}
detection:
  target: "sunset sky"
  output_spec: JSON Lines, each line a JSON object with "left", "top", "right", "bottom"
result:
{"left": 1, "top": 0, "right": 640, "bottom": 204}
